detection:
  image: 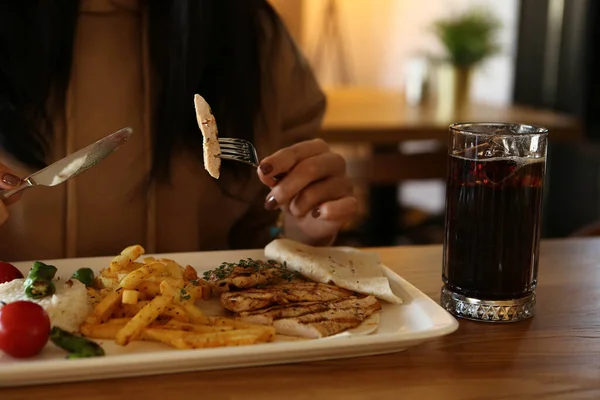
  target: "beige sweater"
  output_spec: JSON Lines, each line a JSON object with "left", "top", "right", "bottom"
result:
{"left": 0, "top": 0, "right": 325, "bottom": 262}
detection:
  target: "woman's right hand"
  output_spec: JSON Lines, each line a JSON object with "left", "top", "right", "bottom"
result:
{"left": 0, "top": 165, "right": 22, "bottom": 226}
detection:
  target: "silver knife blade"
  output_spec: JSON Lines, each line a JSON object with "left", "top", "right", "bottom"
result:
{"left": 31, "top": 127, "right": 133, "bottom": 186}
{"left": 0, "top": 127, "right": 133, "bottom": 201}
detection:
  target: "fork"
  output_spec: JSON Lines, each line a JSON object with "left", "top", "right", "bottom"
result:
{"left": 218, "top": 138, "right": 259, "bottom": 167}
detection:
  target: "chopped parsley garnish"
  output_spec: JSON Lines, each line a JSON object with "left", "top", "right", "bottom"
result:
{"left": 202, "top": 258, "right": 300, "bottom": 282}
{"left": 179, "top": 288, "right": 191, "bottom": 301}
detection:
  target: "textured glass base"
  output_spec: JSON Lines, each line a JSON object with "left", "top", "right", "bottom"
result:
{"left": 441, "top": 286, "right": 535, "bottom": 323}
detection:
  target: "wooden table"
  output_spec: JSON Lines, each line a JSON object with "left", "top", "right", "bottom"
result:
{"left": 320, "top": 88, "right": 584, "bottom": 246}
{"left": 4, "top": 237, "right": 600, "bottom": 400}
{"left": 321, "top": 87, "right": 583, "bottom": 144}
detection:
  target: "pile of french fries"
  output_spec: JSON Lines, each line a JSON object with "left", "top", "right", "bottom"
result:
{"left": 80, "top": 245, "right": 276, "bottom": 349}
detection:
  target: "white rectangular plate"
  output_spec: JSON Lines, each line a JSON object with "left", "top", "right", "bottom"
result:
{"left": 0, "top": 248, "right": 458, "bottom": 387}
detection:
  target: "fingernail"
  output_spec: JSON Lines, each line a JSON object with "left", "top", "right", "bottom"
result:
{"left": 259, "top": 163, "right": 273, "bottom": 175}
{"left": 1, "top": 173, "right": 21, "bottom": 187}
{"left": 264, "top": 195, "right": 279, "bottom": 210}
{"left": 312, "top": 209, "right": 321, "bottom": 218}
{"left": 273, "top": 173, "right": 287, "bottom": 181}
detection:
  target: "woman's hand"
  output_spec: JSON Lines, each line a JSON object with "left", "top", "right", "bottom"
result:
{"left": 0, "top": 165, "right": 22, "bottom": 226}
{"left": 257, "top": 139, "right": 357, "bottom": 246}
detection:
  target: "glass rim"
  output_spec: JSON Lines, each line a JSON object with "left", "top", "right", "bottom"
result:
{"left": 449, "top": 122, "right": 549, "bottom": 137}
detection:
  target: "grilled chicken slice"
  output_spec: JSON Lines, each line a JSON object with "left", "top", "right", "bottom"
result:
{"left": 203, "top": 259, "right": 302, "bottom": 293}
{"left": 238, "top": 295, "right": 381, "bottom": 338}
{"left": 220, "top": 282, "right": 355, "bottom": 312}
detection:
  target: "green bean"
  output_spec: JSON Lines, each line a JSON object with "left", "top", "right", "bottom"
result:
{"left": 71, "top": 268, "right": 95, "bottom": 287}
{"left": 49, "top": 326, "right": 105, "bottom": 359}
{"left": 24, "top": 261, "right": 57, "bottom": 299}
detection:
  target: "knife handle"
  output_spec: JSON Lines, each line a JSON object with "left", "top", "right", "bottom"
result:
{"left": 0, "top": 179, "right": 33, "bottom": 202}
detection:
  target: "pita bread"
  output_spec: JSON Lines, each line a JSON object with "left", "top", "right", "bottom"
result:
{"left": 194, "top": 94, "right": 221, "bottom": 179}
{"left": 264, "top": 238, "right": 403, "bottom": 304}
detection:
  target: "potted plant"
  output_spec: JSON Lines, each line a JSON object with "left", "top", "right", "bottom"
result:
{"left": 432, "top": 8, "right": 501, "bottom": 110}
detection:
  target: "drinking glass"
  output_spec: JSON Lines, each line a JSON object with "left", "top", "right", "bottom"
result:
{"left": 441, "top": 122, "right": 548, "bottom": 322}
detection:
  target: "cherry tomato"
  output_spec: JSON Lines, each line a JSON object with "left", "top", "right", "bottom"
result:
{"left": 0, "top": 261, "right": 23, "bottom": 284}
{"left": 0, "top": 301, "right": 50, "bottom": 358}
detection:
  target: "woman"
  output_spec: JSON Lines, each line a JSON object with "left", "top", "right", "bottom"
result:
{"left": 0, "top": 0, "right": 356, "bottom": 261}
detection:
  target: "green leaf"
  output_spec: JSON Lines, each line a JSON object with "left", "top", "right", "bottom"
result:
{"left": 432, "top": 7, "right": 502, "bottom": 67}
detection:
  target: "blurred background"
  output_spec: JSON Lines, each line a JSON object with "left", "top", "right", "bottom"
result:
{"left": 269, "top": 0, "right": 599, "bottom": 247}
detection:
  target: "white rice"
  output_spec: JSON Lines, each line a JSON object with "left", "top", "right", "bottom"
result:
{"left": 0, "top": 278, "right": 92, "bottom": 333}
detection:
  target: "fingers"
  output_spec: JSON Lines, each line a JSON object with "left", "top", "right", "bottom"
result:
{"left": 256, "top": 139, "right": 358, "bottom": 244}
{"left": 257, "top": 139, "right": 329, "bottom": 187}
{"left": 264, "top": 152, "right": 346, "bottom": 210}
{"left": 0, "top": 163, "right": 20, "bottom": 224}
{"left": 289, "top": 175, "right": 352, "bottom": 218}
{"left": 313, "top": 196, "right": 359, "bottom": 221}
{"left": 0, "top": 170, "right": 21, "bottom": 190}
{"left": 0, "top": 164, "right": 22, "bottom": 206}
{"left": 288, "top": 196, "right": 358, "bottom": 245}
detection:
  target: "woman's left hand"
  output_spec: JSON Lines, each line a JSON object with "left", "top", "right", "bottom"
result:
{"left": 257, "top": 139, "right": 358, "bottom": 246}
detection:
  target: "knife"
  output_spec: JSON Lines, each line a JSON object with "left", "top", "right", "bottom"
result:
{"left": 0, "top": 127, "right": 133, "bottom": 201}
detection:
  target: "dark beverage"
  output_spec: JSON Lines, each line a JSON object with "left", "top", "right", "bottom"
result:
{"left": 442, "top": 122, "right": 548, "bottom": 322}
{"left": 442, "top": 155, "right": 545, "bottom": 300}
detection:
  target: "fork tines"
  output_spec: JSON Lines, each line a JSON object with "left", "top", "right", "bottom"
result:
{"left": 218, "top": 138, "right": 249, "bottom": 151}
{"left": 217, "top": 137, "right": 259, "bottom": 167}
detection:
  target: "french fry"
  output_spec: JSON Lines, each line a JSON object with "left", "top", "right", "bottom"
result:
{"left": 160, "top": 320, "right": 233, "bottom": 333}
{"left": 123, "top": 262, "right": 145, "bottom": 273}
{"left": 122, "top": 289, "right": 140, "bottom": 304}
{"left": 182, "top": 303, "right": 209, "bottom": 324}
{"left": 147, "top": 276, "right": 185, "bottom": 289}
{"left": 159, "top": 258, "right": 182, "bottom": 266}
{"left": 209, "top": 317, "right": 265, "bottom": 330}
{"left": 109, "top": 245, "right": 145, "bottom": 272}
{"left": 143, "top": 328, "right": 189, "bottom": 346}
{"left": 161, "top": 305, "right": 190, "bottom": 322}
{"left": 97, "top": 273, "right": 121, "bottom": 290}
{"left": 143, "top": 257, "right": 157, "bottom": 264}
{"left": 119, "top": 262, "right": 170, "bottom": 289}
{"left": 161, "top": 259, "right": 184, "bottom": 279}
{"left": 184, "top": 281, "right": 212, "bottom": 301}
{"left": 183, "top": 284, "right": 201, "bottom": 301}
{"left": 115, "top": 293, "right": 174, "bottom": 346}
{"left": 159, "top": 280, "right": 179, "bottom": 297}
{"left": 169, "top": 328, "right": 274, "bottom": 349}
{"left": 113, "top": 301, "right": 149, "bottom": 318}
{"left": 82, "top": 319, "right": 263, "bottom": 343}
{"left": 142, "top": 326, "right": 271, "bottom": 349}
{"left": 82, "top": 321, "right": 162, "bottom": 342}
{"left": 207, "top": 318, "right": 277, "bottom": 342}
{"left": 81, "top": 322, "right": 125, "bottom": 340}
{"left": 85, "top": 288, "right": 122, "bottom": 324}
{"left": 137, "top": 281, "right": 161, "bottom": 298}
{"left": 87, "top": 287, "right": 104, "bottom": 306}
{"left": 161, "top": 281, "right": 208, "bottom": 324}
{"left": 81, "top": 318, "right": 129, "bottom": 338}
{"left": 254, "top": 326, "right": 277, "bottom": 342}
{"left": 105, "top": 317, "right": 132, "bottom": 325}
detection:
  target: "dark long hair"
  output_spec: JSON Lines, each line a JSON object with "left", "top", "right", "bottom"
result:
{"left": 0, "top": 0, "right": 279, "bottom": 180}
